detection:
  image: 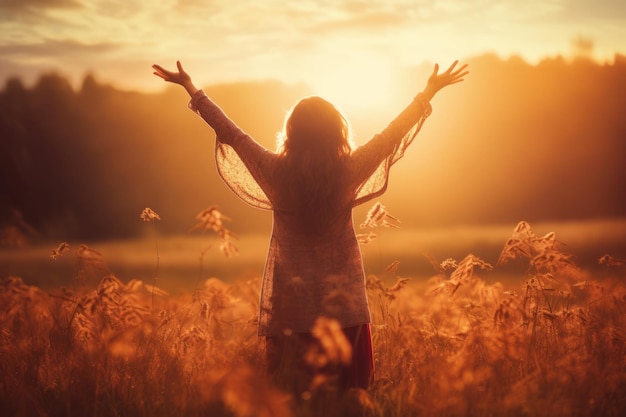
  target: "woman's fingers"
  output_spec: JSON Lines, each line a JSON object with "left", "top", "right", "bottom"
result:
{"left": 450, "top": 71, "right": 469, "bottom": 81}
{"left": 441, "top": 61, "right": 468, "bottom": 79}
{"left": 152, "top": 63, "right": 180, "bottom": 82}
{"left": 152, "top": 66, "right": 167, "bottom": 80}
{"left": 431, "top": 61, "right": 467, "bottom": 81}
{"left": 443, "top": 62, "right": 468, "bottom": 84}
{"left": 446, "top": 78, "right": 466, "bottom": 86}
{"left": 152, "top": 64, "right": 168, "bottom": 73}
{"left": 442, "top": 60, "right": 459, "bottom": 74}
{"left": 428, "top": 63, "right": 439, "bottom": 81}
{"left": 152, "top": 65, "right": 168, "bottom": 75}
{"left": 451, "top": 64, "right": 469, "bottom": 77}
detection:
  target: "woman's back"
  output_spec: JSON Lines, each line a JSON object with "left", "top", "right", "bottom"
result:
{"left": 262, "top": 152, "right": 367, "bottom": 334}
{"left": 271, "top": 153, "right": 353, "bottom": 237}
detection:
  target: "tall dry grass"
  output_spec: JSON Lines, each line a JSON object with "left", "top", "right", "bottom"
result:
{"left": 1, "top": 216, "right": 625, "bottom": 416}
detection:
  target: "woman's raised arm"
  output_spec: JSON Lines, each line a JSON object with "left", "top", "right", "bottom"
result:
{"left": 348, "top": 61, "right": 468, "bottom": 205}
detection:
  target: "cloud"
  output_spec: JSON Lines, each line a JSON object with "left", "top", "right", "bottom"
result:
{"left": 0, "top": 0, "right": 81, "bottom": 10}
{"left": 0, "top": 1, "right": 86, "bottom": 38}
{"left": 0, "top": 39, "right": 121, "bottom": 59}
{"left": 0, "top": 0, "right": 82, "bottom": 20}
{"left": 309, "top": 10, "right": 411, "bottom": 33}
{"left": 558, "top": 0, "right": 626, "bottom": 20}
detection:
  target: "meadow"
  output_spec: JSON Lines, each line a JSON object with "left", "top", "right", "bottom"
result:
{"left": 1, "top": 211, "right": 625, "bottom": 417}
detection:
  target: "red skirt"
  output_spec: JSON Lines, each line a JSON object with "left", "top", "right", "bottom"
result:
{"left": 266, "top": 323, "right": 374, "bottom": 391}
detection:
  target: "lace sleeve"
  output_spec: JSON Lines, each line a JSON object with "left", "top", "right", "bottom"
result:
{"left": 189, "top": 90, "right": 276, "bottom": 210}
{"left": 350, "top": 94, "right": 432, "bottom": 207}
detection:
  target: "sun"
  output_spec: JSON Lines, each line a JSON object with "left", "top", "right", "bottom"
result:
{"left": 309, "top": 56, "right": 393, "bottom": 112}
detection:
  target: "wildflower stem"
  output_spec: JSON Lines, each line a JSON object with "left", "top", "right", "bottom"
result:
{"left": 153, "top": 235, "right": 159, "bottom": 310}
{"left": 197, "top": 244, "right": 211, "bottom": 289}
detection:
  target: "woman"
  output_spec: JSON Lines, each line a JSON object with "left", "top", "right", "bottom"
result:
{"left": 152, "top": 60, "right": 468, "bottom": 391}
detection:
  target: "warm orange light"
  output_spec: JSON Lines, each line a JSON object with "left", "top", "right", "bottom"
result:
{"left": 309, "top": 56, "right": 393, "bottom": 111}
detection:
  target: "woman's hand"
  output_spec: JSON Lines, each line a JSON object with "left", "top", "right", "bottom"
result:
{"left": 422, "top": 60, "right": 469, "bottom": 100}
{"left": 152, "top": 60, "right": 199, "bottom": 97}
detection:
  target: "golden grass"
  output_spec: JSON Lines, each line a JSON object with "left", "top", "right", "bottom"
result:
{"left": 1, "top": 221, "right": 625, "bottom": 417}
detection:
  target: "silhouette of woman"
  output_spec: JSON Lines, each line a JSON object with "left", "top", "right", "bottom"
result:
{"left": 152, "top": 60, "right": 468, "bottom": 391}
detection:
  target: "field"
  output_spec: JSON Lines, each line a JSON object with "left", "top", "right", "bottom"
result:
{"left": 1, "top": 218, "right": 625, "bottom": 417}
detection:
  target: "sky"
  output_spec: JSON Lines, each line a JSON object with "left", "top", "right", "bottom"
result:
{"left": 1, "top": 0, "right": 626, "bottom": 108}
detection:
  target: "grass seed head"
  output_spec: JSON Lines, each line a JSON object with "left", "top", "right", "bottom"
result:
{"left": 140, "top": 207, "right": 161, "bottom": 222}
{"left": 50, "top": 242, "right": 70, "bottom": 260}
{"left": 360, "top": 202, "right": 400, "bottom": 229}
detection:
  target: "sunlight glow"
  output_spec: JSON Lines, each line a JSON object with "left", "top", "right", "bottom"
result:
{"left": 309, "top": 56, "right": 393, "bottom": 111}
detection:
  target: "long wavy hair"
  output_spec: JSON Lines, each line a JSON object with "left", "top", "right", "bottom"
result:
{"left": 276, "top": 96, "right": 353, "bottom": 233}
